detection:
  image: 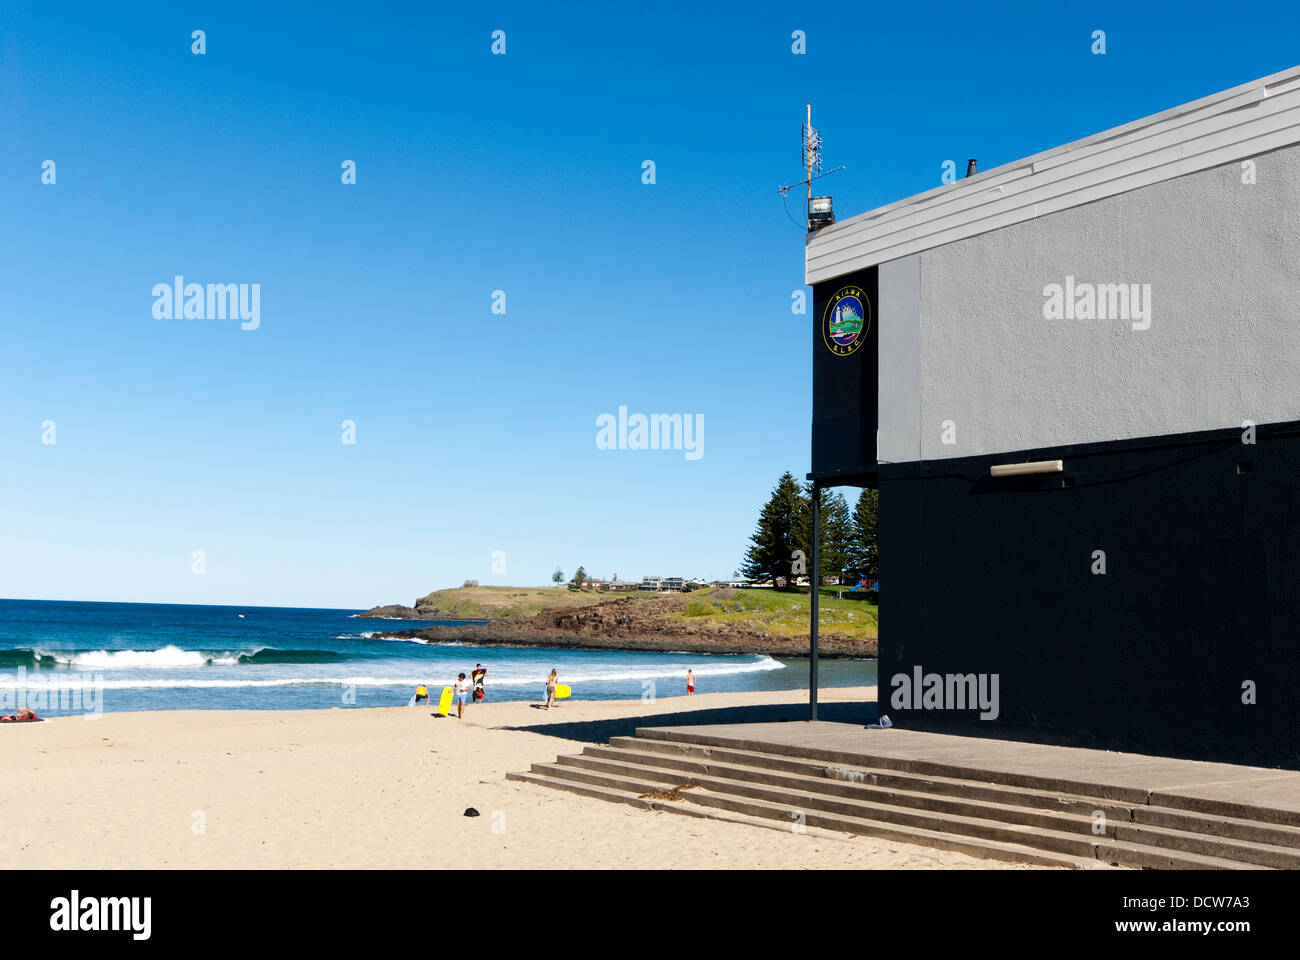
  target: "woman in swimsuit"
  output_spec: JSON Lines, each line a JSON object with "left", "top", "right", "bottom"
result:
{"left": 545, "top": 669, "right": 558, "bottom": 710}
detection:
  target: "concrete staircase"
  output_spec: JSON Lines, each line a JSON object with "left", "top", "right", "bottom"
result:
{"left": 507, "top": 728, "right": 1300, "bottom": 869}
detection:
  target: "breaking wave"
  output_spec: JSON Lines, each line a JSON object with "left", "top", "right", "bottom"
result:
{"left": 0, "top": 645, "right": 369, "bottom": 669}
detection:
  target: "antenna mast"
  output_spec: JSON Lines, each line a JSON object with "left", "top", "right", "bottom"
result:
{"left": 803, "top": 103, "right": 820, "bottom": 200}
{"left": 779, "top": 103, "right": 843, "bottom": 199}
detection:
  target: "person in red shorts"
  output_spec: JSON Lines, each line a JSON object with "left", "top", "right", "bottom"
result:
{"left": 686, "top": 669, "right": 695, "bottom": 695}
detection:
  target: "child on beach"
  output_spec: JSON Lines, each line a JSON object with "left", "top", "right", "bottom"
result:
{"left": 471, "top": 664, "right": 487, "bottom": 702}
{"left": 453, "top": 673, "right": 470, "bottom": 718}
{"left": 686, "top": 670, "right": 695, "bottom": 695}
{"left": 545, "top": 669, "right": 558, "bottom": 710}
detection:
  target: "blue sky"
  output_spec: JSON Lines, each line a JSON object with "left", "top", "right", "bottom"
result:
{"left": 2, "top": 1, "right": 1297, "bottom": 608}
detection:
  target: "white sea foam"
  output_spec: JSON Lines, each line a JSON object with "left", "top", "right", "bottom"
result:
{"left": 55, "top": 645, "right": 211, "bottom": 669}
{"left": 0, "top": 675, "right": 429, "bottom": 690}
{"left": 480, "top": 656, "right": 786, "bottom": 687}
{"left": 23, "top": 645, "right": 270, "bottom": 669}
{"left": 0, "top": 655, "right": 787, "bottom": 691}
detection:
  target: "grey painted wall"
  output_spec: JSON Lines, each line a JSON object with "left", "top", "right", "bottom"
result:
{"left": 879, "top": 142, "right": 1300, "bottom": 462}
{"left": 877, "top": 255, "right": 921, "bottom": 464}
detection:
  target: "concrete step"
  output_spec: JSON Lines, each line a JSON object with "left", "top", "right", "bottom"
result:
{"left": 621, "top": 736, "right": 1300, "bottom": 867}
{"left": 630, "top": 727, "right": 1152, "bottom": 803}
{"left": 560, "top": 752, "right": 1107, "bottom": 839}
{"left": 594, "top": 741, "right": 1136, "bottom": 821}
{"left": 584, "top": 738, "right": 1296, "bottom": 867}
{"left": 1114, "top": 821, "right": 1300, "bottom": 869}
{"left": 506, "top": 769, "right": 729, "bottom": 819}
{"left": 1147, "top": 789, "right": 1300, "bottom": 829}
{"left": 512, "top": 728, "right": 1294, "bottom": 869}
{"left": 598, "top": 739, "right": 1300, "bottom": 855}
{"left": 524, "top": 759, "right": 1257, "bottom": 869}
{"left": 630, "top": 728, "right": 1300, "bottom": 827}
{"left": 506, "top": 770, "right": 1098, "bottom": 869}
{"left": 1131, "top": 804, "right": 1300, "bottom": 850}
{"left": 508, "top": 770, "right": 887, "bottom": 840}
{"left": 532, "top": 759, "right": 1094, "bottom": 858}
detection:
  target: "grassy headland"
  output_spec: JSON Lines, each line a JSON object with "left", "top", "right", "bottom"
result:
{"left": 361, "top": 585, "right": 877, "bottom": 658}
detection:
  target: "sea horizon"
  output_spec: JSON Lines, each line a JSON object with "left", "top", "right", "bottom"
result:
{"left": 0, "top": 595, "right": 489, "bottom": 614}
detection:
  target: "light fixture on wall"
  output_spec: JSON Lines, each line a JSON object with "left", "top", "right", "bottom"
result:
{"left": 808, "top": 195, "right": 834, "bottom": 230}
{"left": 989, "top": 459, "right": 1063, "bottom": 478}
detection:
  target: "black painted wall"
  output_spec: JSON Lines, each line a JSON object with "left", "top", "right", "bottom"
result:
{"left": 878, "top": 421, "right": 1300, "bottom": 769}
{"left": 811, "top": 267, "right": 877, "bottom": 483}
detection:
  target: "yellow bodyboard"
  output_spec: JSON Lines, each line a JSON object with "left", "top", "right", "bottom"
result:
{"left": 438, "top": 686, "right": 454, "bottom": 715}
{"left": 555, "top": 684, "right": 571, "bottom": 699}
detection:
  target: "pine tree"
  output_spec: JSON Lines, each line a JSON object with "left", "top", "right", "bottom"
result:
{"left": 551, "top": 566, "right": 564, "bottom": 587}
{"left": 740, "top": 472, "right": 804, "bottom": 590}
{"left": 821, "top": 492, "right": 853, "bottom": 583}
{"left": 852, "top": 488, "right": 880, "bottom": 580}
{"left": 792, "top": 484, "right": 811, "bottom": 567}
{"left": 793, "top": 485, "right": 852, "bottom": 585}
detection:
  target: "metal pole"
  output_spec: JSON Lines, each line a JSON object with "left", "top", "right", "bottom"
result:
{"left": 806, "top": 104, "right": 813, "bottom": 200}
{"left": 810, "top": 482, "right": 820, "bottom": 721}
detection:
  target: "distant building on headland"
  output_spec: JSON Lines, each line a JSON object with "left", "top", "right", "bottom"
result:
{"left": 574, "top": 576, "right": 764, "bottom": 592}
{"left": 635, "top": 576, "right": 707, "bottom": 592}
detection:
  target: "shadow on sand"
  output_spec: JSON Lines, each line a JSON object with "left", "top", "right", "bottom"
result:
{"left": 502, "top": 698, "right": 878, "bottom": 744}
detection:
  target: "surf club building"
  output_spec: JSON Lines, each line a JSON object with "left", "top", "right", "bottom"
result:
{"left": 804, "top": 65, "right": 1300, "bottom": 768}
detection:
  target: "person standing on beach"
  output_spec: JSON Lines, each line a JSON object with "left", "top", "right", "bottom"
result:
{"left": 453, "top": 673, "right": 471, "bottom": 719}
{"left": 545, "top": 668, "right": 558, "bottom": 710}
{"left": 686, "top": 670, "right": 696, "bottom": 696}
{"left": 471, "top": 663, "right": 487, "bottom": 702}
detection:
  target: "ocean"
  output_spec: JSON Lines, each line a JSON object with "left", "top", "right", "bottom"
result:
{"left": 0, "top": 599, "right": 876, "bottom": 716}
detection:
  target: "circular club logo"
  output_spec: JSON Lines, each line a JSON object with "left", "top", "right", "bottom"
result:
{"left": 821, "top": 285, "right": 870, "bottom": 356}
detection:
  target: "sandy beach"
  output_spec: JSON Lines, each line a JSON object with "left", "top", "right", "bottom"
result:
{"left": 1, "top": 686, "right": 1049, "bottom": 869}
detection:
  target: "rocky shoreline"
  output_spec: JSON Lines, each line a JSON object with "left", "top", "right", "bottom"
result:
{"left": 356, "top": 604, "right": 435, "bottom": 620}
{"left": 376, "top": 623, "right": 874, "bottom": 658}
